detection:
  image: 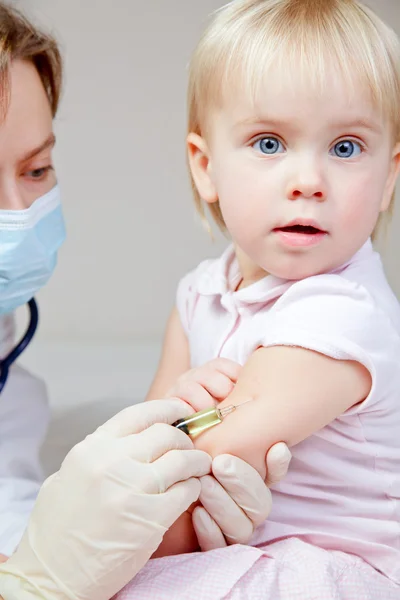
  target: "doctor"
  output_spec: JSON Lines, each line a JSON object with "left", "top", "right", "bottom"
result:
{"left": 0, "top": 4, "right": 291, "bottom": 600}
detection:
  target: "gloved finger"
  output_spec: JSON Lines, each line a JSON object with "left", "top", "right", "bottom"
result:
{"left": 149, "top": 449, "right": 212, "bottom": 493}
{"left": 161, "top": 478, "right": 202, "bottom": 527}
{"left": 40, "top": 473, "right": 57, "bottom": 490}
{"left": 265, "top": 442, "right": 292, "bottom": 486}
{"left": 168, "top": 381, "right": 216, "bottom": 412}
{"left": 97, "top": 399, "right": 194, "bottom": 438}
{"left": 121, "top": 422, "right": 195, "bottom": 463}
{"left": 192, "top": 505, "right": 227, "bottom": 552}
{"left": 198, "top": 474, "right": 254, "bottom": 544}
{"left": 213, "top": 454, "right": 273, "bottom": 529}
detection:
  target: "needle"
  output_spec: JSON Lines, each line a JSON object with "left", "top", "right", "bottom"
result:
{"left": 218, "top": 397, "right": 255, "bottom": 418}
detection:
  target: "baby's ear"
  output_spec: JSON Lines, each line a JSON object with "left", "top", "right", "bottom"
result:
{"left": 187, "top": 133, "right": 218, "bottom": 204}
{"left": 381, "top": 142, "right": 400, "bottom": 212}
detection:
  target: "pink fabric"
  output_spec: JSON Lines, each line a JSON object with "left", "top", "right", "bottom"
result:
{"left": 115, "top": 240, "right": 400, "bottom": 598}
{"left": 175, "top": 239, "right": 400, "bottom": 585}
{"left": 115, "top": 538, "right": 400, "bottom": 599}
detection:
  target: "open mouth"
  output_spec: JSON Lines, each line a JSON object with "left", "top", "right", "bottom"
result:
{"left": 277, "top": 224, "right": 325, "bottom": 235}
{"left": 273, "top": 223, "right": 327, "bottom": 247}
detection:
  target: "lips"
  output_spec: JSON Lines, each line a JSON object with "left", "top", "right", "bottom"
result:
{"left": 273, "top": 220, "right": 328, "bottom": 248}
{"left": 274, "top": 220, "right": 327, "bottom": 235}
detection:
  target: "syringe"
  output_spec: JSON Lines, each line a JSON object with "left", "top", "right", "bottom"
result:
{"left": 172, "top": 405, "right": 238, "bottom": 438}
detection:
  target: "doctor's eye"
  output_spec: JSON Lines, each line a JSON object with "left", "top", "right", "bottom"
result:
{"left": 25, "top": 166, "right": 54, "bottom": 180}
{"left": 330, "top": 140, "right": 363, "bottom": 159}
{"left": 252, "top": 136, "right": 285, "bottom": 155}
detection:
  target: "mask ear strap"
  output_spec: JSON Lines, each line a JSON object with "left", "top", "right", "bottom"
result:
{"left": 0, "top": 298, "right": 39, "bottom": 393}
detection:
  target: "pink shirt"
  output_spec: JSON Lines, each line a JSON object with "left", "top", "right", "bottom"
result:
{"left": 177, "top": 239, "right": 400, "bottom": 584}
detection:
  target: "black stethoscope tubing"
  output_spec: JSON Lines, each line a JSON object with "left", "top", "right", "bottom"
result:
{"left": 0, "top": 298, "right": 39, "bottom": 394}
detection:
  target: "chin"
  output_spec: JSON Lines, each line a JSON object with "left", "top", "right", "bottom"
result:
{"left": 267, "top": 257, "right": 330, "bottom": 281}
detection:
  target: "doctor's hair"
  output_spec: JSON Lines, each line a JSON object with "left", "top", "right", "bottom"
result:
{"left": 0, "top": 2, "right": 62, "bottom": 118}
{"left": 187, "top": 0, "right": 400, "bottom": 234}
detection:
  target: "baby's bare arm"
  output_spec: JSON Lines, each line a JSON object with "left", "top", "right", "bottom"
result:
{"left": 146, "top": 307, "right": 191, "bottom": 401}
{"left": 154, "top": 345, "right": 371, "bottom": 558}
{"left": 152, "top": 507, "right": 199, "bottom": 558}
{"left": 195, "top": 346, "right": 371, "bottom": 477}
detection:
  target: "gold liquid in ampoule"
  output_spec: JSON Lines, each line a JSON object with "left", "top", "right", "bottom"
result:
{"left": 173, "top": 405, "right": 236, "bottom": 438}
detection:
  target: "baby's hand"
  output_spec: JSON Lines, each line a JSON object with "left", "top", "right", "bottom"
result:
{"left": 166, "top": 358, "right": 241, "bottom": 413}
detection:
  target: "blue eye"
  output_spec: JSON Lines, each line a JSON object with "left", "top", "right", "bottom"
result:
{"left": 331, "top": 140, "right": 362, "bottom": 159}
{"left": 253, "top": 137, "right": 285, "bottom": 155}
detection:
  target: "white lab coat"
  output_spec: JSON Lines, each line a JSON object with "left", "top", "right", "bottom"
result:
{"left": 0, "top": 314, "right": 49, "bottom": 556}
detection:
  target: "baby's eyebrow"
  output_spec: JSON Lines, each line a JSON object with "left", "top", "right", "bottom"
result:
{"left": 233, "top": 116, "right": 382, "bottom": 136}
{"left": 21, "top": 133, "right": 56, "bottom": 162}
{"left": 233, "top": 117, "right": 299, "bottom": 134}
{"left": 235, "top": 117, "right": 289, "bottom": 127}
{"left": 329, "top": 119, "right": 382, "bottom": 134}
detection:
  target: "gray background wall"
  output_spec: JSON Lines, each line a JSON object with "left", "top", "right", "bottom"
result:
{"left": 13, "top": 0, "right": 400, "bottom": 343}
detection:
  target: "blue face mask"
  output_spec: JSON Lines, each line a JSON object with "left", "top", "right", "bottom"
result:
{"left": 0, "top": 185, "right": 66, "bottom": 315}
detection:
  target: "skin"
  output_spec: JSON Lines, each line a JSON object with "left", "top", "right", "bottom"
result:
{"left": 0, "top": 59, "right": 57, "bottom": 561}
{"left": 151, "top": 60, "right": 400, "bottom": 557}
{"left": 0, "top": 59, "right": 56, "bottom": 211}
{"left": 0, "top": 59, "right": 288, "bottom": 569}
{"left": 188, "top": 62, "right": 400, "bottom": 285}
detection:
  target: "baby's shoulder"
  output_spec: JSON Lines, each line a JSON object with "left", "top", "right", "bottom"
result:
{"left": 177, "top": 257, "right": 218, "bottom": 297}
{"left": 277, "top": 269, "right": 400, "bottom": 336}
{"left": 176, "top": 245, "right": 233, "bottom": 303}
{"left": 278, "top": 272, "right": 370, "bottom": 308}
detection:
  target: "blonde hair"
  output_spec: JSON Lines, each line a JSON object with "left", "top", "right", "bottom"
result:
{"left": 187, "top": 0, "right": 400, "bottom": 233}
{"left": 0, "top": 2, "right": 62, "bottom": 118}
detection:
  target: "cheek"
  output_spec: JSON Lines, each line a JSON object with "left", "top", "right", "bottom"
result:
{"left": 216, "top": 165, "right": 252, "bottom": 226}
{"left": 335, "top": 171, "right": 384, "bottom": 232}
{"left": 215, "top": 159, "right": 277, "bottom": 232}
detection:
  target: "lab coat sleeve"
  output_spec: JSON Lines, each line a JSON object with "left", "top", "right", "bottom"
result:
{"left": 0, "top": 347, "right": 49, "bottom": 556}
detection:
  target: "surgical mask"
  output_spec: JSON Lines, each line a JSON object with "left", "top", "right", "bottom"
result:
{"left": 0, "top": 185, "right": 66, "bottom": 315}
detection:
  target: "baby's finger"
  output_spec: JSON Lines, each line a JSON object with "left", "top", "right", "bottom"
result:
{"left": 207, "top": 358, "right": 242, "bottom": 383}
{"left": 196, "top": 369, "right": 236, "bottom": 400}
{"left": 168, "top": 380, "right": 216, "bottom": 412}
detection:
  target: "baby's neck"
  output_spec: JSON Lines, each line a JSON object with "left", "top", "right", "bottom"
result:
{"left": 234, "top": 246, "right": 269, "bottom": 290}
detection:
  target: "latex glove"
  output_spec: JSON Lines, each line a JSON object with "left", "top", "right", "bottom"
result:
{"left": 0, "top": 400, "right": 211, "bottom": 600}
{"left": 167, "top": 358, "right": 241, "bottom": 412}
{"left": 193, "top": 442, "right": 291, "bottom": 551}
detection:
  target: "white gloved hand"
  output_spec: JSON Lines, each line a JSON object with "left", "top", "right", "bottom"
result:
{"left": 193, "top": 443, "right": 291, "bottom": 551}
{"left": 0, "top": 400, "right": 211, "bottom": 600}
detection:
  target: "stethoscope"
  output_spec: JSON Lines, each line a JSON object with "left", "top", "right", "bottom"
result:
{"left": 0, "top": 298, "right": 39, "bottom": 394}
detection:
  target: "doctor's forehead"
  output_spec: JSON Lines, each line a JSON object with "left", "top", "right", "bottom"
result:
{"left": 0, "top": 60, "right": 54, "bottom": 163}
